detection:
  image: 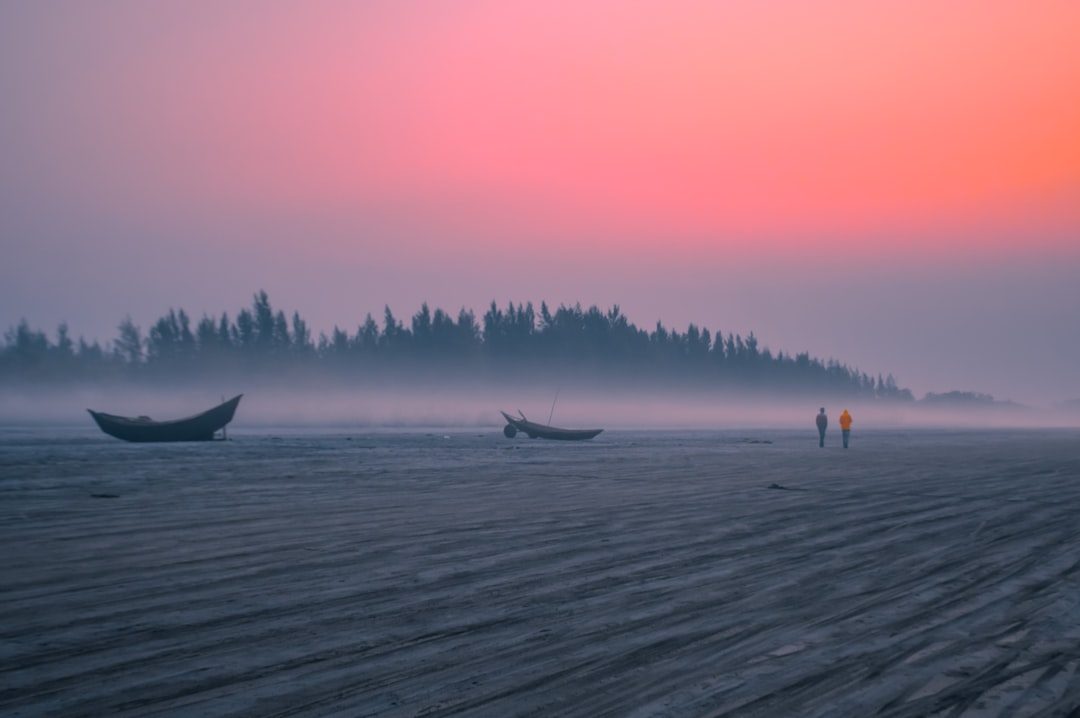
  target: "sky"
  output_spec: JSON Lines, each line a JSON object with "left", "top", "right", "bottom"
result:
{"left": 1, "top": 1, "right": 1078, "bottom": 405}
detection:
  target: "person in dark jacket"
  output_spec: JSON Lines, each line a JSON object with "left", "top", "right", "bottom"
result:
{"left": 816, "top": 407, "right": 828, "bottom": 447}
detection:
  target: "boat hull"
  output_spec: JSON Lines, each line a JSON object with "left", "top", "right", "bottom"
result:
{"left": 500, "top": 411, "right": 603, "bottom": 441}
{"left": 88, "top": 395, "right": 243, "bottom": 443}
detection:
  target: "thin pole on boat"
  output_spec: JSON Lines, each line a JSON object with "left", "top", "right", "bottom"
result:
{"left": 548, "top": 388, "right": 560, "bottom": 426}
{"left": 221, "top": 394, "right": 226, "bottom": 441}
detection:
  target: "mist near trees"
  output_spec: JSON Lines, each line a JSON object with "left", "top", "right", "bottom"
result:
{"left": 3, "top": 291, "right": 915, "bottom": 401}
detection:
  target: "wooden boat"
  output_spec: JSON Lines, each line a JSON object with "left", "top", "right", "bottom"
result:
{"left": 500, "top": 410, "right": 603, "bottom": 441}
{"left": 88, "top": 394, "right": 243, "bottom": 442}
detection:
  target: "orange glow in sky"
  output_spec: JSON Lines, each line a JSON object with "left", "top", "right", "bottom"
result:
{"left": 3, "top": 1, "right": 1080, "bottom": 402}
{"left": 8, "top": 1, "right": 1080, "bottom": 257}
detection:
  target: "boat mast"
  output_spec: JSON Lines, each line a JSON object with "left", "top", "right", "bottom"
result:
{"left": 548, "top": 388, "right": 560, "bottom": 426}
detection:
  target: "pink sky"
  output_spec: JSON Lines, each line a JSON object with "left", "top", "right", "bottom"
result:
{"left": 2, "top": 1, "right": 1078, "bottom": 404}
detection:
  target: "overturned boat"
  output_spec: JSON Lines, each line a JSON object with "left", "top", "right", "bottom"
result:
{"left": 500, "top": 410, "right": 603, "bottom": 441}
{"left": 88, "top": 394, "right": 243, "bottom": 442}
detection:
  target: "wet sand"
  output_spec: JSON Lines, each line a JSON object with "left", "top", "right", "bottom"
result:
{"left": 2, "top": 428, "right": 1080, "bottom": 716}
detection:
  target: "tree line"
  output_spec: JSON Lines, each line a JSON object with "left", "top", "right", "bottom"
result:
{"left": 2, "top": 291, "right": 914, "bottom": 398}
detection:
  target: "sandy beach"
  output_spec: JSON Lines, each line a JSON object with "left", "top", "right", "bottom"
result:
{"left": 2, "top": 427, "right": 1079, "bottom": 716}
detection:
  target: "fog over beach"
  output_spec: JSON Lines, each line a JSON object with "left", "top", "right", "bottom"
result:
{"left": 2, "top": 381, "right": 1078, "bottom": 432}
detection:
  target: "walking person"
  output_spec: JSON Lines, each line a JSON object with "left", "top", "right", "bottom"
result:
{"left": 840, "top": 409, "right": 853, "bottom": 448}
{"left": 816, "top": 407, "right": 827, "bottom": 447}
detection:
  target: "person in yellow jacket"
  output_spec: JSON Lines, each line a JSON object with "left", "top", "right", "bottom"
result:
{"left": 839, "top": 409, "right": 853, "bottom": 448}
